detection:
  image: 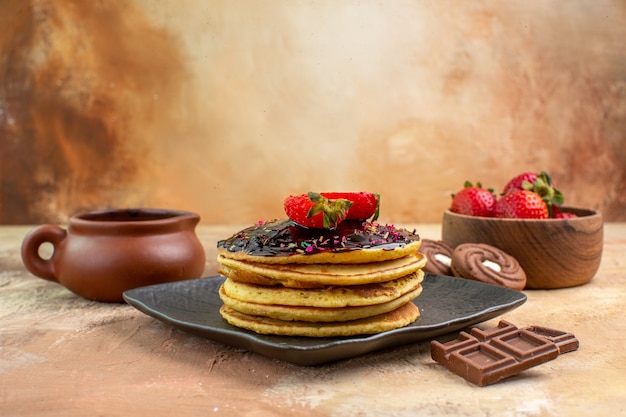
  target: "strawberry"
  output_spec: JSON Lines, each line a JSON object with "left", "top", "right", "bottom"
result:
{"left": 552, "top": 205, "right": 579, "bottom": 219}
{"left": 494, "top": 189, "right": 549, "bottom": 219}
{"left": 502, "top": 172, "right": 538, "bottom": 194}
{"left": 320, "top": 192, "right": 380, "bottom": 221}
{"left": 450, "top": 182, "right": 497, "bottom": 217}
{"left": 503, "top": 171, "right": 564, "bottom": 217}
{"left": 555, "top": 212, "right": 578, "bottom": 219}
{"left": 284, "top": 192, "right": 353, "bottom": 229}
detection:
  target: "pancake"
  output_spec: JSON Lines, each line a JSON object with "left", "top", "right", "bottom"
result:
{"left": 217, "top": 219, "right": 422, "bottom": 264}
{"left": 216, "top": 217, "right": 426, "bottom": 337}
{"left": 220, "top": 271, "right": 424, "bottom": 308}
{"left": 219, "top": 285, "right": 422, "bottom": 322}
{"left": 219, "top": 301, "right": 420, "bottom": 337}
{"left": 217, "top": 266, "right": 326, "bottom": 289}
{"left": 218, "top": 253, "right": 426, "bottom": 287}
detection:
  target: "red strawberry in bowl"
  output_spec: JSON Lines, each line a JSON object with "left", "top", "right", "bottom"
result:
{"left": 554, "top": 212, "right": 578, "bottom": 219}
{"left": 494, "top": 189, "right": 549, "bottom": 219}
{"left": 502, "top": 171, "right": 564, "bottom": 217}
{"left": 502, "top": 172, "right": 538, "bottom": 194}
{"left": 450, "top": 182, "right": 497, "bottom": 217}
{"left": 284, "top": 191, "right": 380, "bottom": 229}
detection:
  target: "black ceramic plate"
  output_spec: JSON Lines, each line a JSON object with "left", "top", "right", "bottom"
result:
{"left": 123, "top": 275, "right": 526, "bottom": 366}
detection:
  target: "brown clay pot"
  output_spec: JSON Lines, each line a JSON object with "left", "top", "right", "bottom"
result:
{"left": 441, "top": 207, "right": 604, "bottom": 289}
{"left": 21, "top": 208, "right": 206, "bottom": 302}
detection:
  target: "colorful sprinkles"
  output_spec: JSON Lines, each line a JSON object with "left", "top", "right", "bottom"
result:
{"left": 217, "top": 219, "right": 420, "bottom": 257}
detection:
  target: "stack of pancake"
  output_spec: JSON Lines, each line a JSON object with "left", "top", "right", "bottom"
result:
{"left": 216, "top": 219, "right": 426, "bottom": 337}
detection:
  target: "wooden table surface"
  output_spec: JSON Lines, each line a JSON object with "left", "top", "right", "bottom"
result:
{"left": 1, "top": 223, "right": 625, "bottom": 417}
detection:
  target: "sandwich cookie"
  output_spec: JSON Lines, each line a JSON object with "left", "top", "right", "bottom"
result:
{"left": 450, "top": 243, "right": 527, "bottom": 291}
{"left": 420, "top": 239, "right": 454, "bottom": 276}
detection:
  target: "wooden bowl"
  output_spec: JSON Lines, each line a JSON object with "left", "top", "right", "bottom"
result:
{"left": 441, "top": 207, "right": 603, "bottom": 289}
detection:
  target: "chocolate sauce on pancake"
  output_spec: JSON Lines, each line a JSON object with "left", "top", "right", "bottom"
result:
{"left": 218, "top": 219, "right": 420, "bottom": 257}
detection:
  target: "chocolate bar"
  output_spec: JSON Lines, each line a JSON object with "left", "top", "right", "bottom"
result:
{"left": 523, "top": 324, "right": 579, "bottom": 354}
{"left": 431, "top": 320, "right": 578, "bottom": 386}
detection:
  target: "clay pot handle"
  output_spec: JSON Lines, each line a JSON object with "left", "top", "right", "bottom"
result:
{"left": 21, "top": 224, "right": 67, "bottom": 282}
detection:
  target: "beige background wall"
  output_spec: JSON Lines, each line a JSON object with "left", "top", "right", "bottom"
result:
{"left": 1, "top": 0, "right": 625, "bottom": 225}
